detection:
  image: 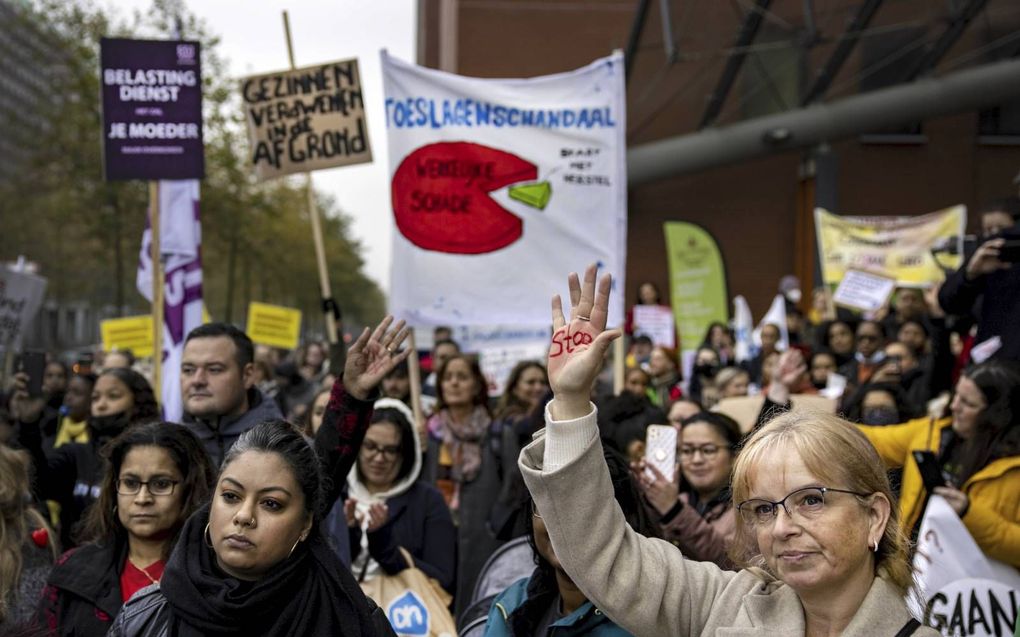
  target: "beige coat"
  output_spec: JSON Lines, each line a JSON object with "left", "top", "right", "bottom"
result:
{"left": 518, "top": 410, "right": 939, "bottom": 637}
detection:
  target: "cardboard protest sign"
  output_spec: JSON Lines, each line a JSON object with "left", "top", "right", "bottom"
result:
{"left": 100, "top": 315, "right": 154, "bottom": 358}
{"left": 0, "top": 267, "right": 47, "bottom": 356}
{"left": 382, "top": 51, "right": 627, "bottom": 326}
{"left": 664, "top": 222, "right": 727, "bottom": 354}
{"left": 246, "top": 302, "right": 302, "bottom": 349}
{"left": 910, "top": 496, "right": 1020, "bottom": 636}
{"left": 832, "top": 269, "right": 897, "bottom": 313}
{"left": 100, "top": 38, "right": 204, "bottom": 180}
{"left": 815, "top": 206, "right": 965, "bottom": 287}
{"left": 241, "top": 59, "right": 372, "bottom": 180}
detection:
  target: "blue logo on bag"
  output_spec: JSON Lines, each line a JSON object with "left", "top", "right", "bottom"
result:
{"left": 387, "top": 590, "right": 429, "bottom": 636}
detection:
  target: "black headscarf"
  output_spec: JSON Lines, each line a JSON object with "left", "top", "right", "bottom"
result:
{"left": 160, "top": 504, "right": 388, "bottom": 637}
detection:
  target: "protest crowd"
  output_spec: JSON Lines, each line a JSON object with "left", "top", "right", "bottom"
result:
{"left": 2, "top": 3, "right": 1020, "bottom": 636}
{"left": 0, "top": 196, "right": 1016, "bottom": 637}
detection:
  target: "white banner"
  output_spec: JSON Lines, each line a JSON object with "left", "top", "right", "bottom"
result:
{"left": 136, "top": 179, "right": 203, "bottom": 423}
{"left": 382, "top": 51, "right": 627, "bottom": 326}
{"left": 910, "top": 496, "right": 1020, "bottom": 636}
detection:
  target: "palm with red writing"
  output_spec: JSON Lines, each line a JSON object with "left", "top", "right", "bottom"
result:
{"left": 548, "top": 264, "right": 621, "bottom": 420}
{"left": 344, "top": 316, "right": 411, "bottom": 401}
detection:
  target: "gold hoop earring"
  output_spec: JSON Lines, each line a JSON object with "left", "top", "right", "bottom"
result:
{"left": 204, "top": 523, "right": 214, "bottom": 548}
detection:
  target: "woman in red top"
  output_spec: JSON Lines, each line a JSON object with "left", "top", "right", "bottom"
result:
{"left": 36, "top": 423, "right": 215, "bottom": 637}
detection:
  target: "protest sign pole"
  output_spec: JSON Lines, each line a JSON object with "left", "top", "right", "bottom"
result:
{"left": 406, "top": 331, "right": 425, "bottom": 435}
{"left": 282, "top": 11, "right": 339, "bottom": 346}
{"left": 149, "top": 181, "right": 163, "bottom": 408}
{"left": 613, "top": 337, "right": 624, "bottom": 395}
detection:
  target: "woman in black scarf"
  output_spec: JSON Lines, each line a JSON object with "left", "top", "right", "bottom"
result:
{"left": 108, "top": 318, "right": 410, "bottom": 637}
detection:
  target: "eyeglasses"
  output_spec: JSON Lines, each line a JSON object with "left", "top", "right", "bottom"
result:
{"left": 680, "top": 444, "right": 722, "bottom": 459}
{"left": 362, "top": 440, "right": 400, "bottom": 461}
{"left": 116, "top": 477, "right": 180, "bottom": 496}
{"left": 736, "top": 486, "right": 870, "bottom": 526}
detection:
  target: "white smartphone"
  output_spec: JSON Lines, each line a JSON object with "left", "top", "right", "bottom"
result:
{"left": 644, "top": 425, "right": 677, "bottom": 484}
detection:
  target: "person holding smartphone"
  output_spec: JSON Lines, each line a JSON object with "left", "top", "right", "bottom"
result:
{"left": 633, "top": 412, "right": 742, "bottom": 569}
{"left": 518, "top": 265, "right": 935, "bottom": 637}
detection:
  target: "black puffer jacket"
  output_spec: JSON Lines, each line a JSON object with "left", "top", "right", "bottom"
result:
{"left": 106, "top": 584, "right": 395, "bottom": 637}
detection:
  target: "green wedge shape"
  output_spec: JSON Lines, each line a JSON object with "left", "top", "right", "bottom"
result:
{"left": 508, "top": 181, "right": 552, "bottom": 210}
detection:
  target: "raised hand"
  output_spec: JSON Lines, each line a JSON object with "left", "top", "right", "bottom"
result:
{"left": 8, "top": 372, "right": 44, "bottom": 424}
{"left": 966, "top": 238, "right": 1011, "bottom": 280}
{"left": 343, "top": 316, "right": 411, "bottom": 401}
{"left": 547, "top": 264, "right": 621, "bottom": 420}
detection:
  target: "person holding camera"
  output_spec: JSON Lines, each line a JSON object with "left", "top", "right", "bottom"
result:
{"left": 939, "top": 198, "right": 1020, "bottom": 363}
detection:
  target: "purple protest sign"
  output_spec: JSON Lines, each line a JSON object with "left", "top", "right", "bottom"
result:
{"left": 101, "top": 38, "right": 204, "bottom": 180}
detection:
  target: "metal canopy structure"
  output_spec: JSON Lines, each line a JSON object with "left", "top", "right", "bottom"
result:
{"left": 620, "top": 0, "right": 1019, "bottom": 184}
{"left": 698, "top": 0, "right": 772, "bottom": 129}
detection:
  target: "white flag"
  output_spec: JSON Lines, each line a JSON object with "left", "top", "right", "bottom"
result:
{"left": 136, "top": 180, "right": 203, "bottom": 423}
{"left": 909, "top": 495, "right": 1020, "bottom": 636}
{"left": 381, "top": 51, "right": 627, "bottom": 326}
{"left": 753, "top": 294, "right": 789, "bottom": 352}
{"left": 733, "top": 296, "right": 753, "bottom": 364}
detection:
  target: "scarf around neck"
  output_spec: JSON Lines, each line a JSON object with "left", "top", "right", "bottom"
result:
{"left": 159, "top": 504, "right": 379, "bottom": 637}
{"left": 429, "top": 406, "right": 490, "bottom": 483}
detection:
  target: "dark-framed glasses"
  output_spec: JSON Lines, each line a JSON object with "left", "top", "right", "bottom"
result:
{"left": 116, "top": 477, "right": 180, "bottom": 496}
{"left": 680, "top": 444, "right": 721, "bottom": 459}
{"left": 736, "top": 486, "right": 870, "bottom": 526}
{"left": 362, "top": 440, "right": 400, "bottom": 461}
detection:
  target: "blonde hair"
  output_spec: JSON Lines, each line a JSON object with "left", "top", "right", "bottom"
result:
{"left": 0, "top": 446, "right": 57, "bottom": 622}
{"left": 729, "top": 409, "right": 913, "bottom": 595}
{"left": 713, "top": 366, "right": 748, "bottom": 393}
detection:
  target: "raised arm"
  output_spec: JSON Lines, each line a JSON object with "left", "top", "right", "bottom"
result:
{"left": 519, "top": 264, "right": 739, "bottom": 637}
{"left": 315, "top": 317, "right": 410, "bottom": 509}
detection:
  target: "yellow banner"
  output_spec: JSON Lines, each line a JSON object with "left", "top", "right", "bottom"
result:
{"left": 100, "top": 315, "right": 154, "bottom": 358}
{"left": 815, "top": 206, "right": 966, "bottom": 287}
{"left": 246, "top": 302, "right": 302, "bottom": 350}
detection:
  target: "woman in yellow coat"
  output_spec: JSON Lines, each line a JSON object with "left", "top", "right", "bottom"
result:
{"left": 766, "top": 355, "right": 1020, "bottom": 568}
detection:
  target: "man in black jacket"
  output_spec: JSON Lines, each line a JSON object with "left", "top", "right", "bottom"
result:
{"left": 179, "top": 323, "right": 282, "bottom": 466}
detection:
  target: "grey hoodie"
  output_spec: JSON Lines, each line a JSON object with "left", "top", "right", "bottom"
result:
{"left": 181, "top": 386, "right": 283, "bottom": 466}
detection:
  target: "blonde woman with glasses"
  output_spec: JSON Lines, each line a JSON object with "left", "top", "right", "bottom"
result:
{"left": 519, "top": 264, "right": 935, "bottom": 637}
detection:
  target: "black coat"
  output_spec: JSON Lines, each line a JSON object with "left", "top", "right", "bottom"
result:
{"left": 17, "top": 420, "right": 104, "bottom": 549}
{"left": 939, "top": 259, "right": 1020, "bottom": 362}
{"left": 35, "top": 541, "right": 125, "bottom": 637}
{"left": 349, "top": 481, "right": 457, "bottom": 593}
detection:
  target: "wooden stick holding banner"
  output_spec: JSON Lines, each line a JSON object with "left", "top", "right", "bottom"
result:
{"left": 149, "top": 181, "right": 163, "bottom": 408}
{"left": 613, "top": 336, "right": 625, "bottom": 396}
{"left": 282, "top": 10, "right": 339, "bottom": 345}
{"left": 406, "top": 331, "right": 425, "bottom": 434}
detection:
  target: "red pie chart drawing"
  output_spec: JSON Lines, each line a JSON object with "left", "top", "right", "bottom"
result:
{"left": 392, "top": 141, "right": 540, "bottom": 254}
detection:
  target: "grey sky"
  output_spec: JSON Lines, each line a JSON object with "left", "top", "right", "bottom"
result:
{"left": 103, "top": 0, "right": 418, "bottom": 294}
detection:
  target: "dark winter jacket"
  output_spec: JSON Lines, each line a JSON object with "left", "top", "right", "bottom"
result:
{"left": 939, "top": 256, "right": 1020, "bottom": 363}
{"left": 35, "top": 541, "right": 125, "bottom": 637}
{"left": 180, "top": 386, "right": 282, "bottom": 466}
{"left": 17, "top": 421, "right": 105, "bottom": 548}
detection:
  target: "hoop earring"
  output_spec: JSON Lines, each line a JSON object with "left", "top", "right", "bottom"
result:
{"left": 204, "top": 523, "right": 214, "bottom": 548}
{"left": 871, "top": 540, "right": 879, "bottom": 553}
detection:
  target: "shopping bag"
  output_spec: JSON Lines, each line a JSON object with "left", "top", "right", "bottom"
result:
{"left": 360, "top": 547, "right": 457, "bottom": 637}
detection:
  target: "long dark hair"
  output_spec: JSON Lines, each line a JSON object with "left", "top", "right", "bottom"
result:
{"left": 494, "top": 360, "right": 546, "bottom": 421}
{"left": 77, "top": 423, "right": 216, "bottom": 556}
{"left": 95, "top": 367, "right": 159, "bottom": 424}
{"left": 511, "top": 447, "right": 660, "bottom": 634}
{"left": 435, "top": 354, "right": 491, "bottom": 416}
{"left": 954, "top": 361, "right": 1020, "bottom": 484}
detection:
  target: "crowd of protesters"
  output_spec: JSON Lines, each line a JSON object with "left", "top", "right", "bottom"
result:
{"left": 0, "top": 197, "right": 1016, "bottom": 636}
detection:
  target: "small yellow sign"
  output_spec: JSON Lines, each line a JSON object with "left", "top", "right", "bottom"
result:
{"left": 246, "top": 302, "right": 302, "bottom": 350}
{"left": 100, "top": 315, "right": 154, "bottom": 358}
